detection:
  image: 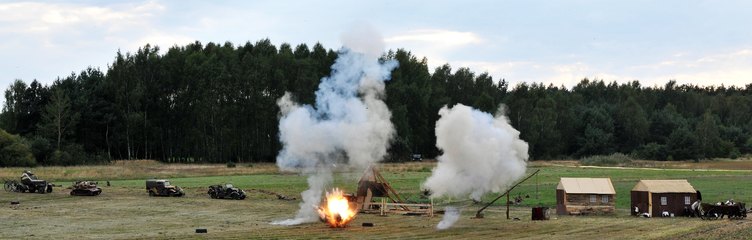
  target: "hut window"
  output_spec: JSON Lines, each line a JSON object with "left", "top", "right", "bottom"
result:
{"left": 590, "top": 195, "right": 596, "bottom": 203}
{"left": 601, "top": 195, "right": 609, "bottom": 203}
{"left": 684, "top": 196, "right": 691, "bottom": 205}
{"left": 661, "top": 196, "right": 667, "bottom": 205}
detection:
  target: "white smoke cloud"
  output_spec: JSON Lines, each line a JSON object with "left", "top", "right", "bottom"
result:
{"left": 436, "top": 206, "right": 461, "bottom": 230}
{"left": 423, "top": 104, "right": 529, "bottom": 229}
{"left": 272, "top": 26, "right": 398, "bottom": 226}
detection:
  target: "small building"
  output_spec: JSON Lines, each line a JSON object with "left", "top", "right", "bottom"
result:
{"left": 556, "top": 178, "right": 616, "bottom": 215}
{"left": 630, "top": 180, "right": 697, "bottom": 217}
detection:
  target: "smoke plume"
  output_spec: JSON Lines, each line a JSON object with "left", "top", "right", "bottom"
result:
{"left": 272, "top": 26, "right": 398, "bottom": 225}
{"left": 436, "top": 206, "right": 461, "bottom": 230}
{"left": 424, "top": 104, "right": 529, "bottom": 229}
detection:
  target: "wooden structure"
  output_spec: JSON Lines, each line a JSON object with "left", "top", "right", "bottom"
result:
{"left": 355, "top": 166, "right": 432, "bottom": 216}
{"left": 630, "top": 180, "right": 697, "bottom": 217}
{"left": 475, "top": 169, "right": 540, "bottom": 219}
{"left": 556, "top": 178, "right": 616, "bottom": 215}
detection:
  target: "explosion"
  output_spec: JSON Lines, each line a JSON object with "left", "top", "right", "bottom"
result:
{"left": 271, "top": 24, "right": 397, "bottom": 226}
{"left": 318, "top": 188, "right": 357, "bottom": 228}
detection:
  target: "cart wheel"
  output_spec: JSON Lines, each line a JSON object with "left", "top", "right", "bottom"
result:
{"left": 706, "top": 210, "right": 720, "bottom": 220}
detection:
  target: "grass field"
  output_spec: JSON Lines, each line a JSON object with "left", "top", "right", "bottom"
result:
{"left": 1, "top": 160, "right": 751, "bottom": 239}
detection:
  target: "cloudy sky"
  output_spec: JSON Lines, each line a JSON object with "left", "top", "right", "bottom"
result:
{"left": 1, "top": 0, "right": 751, "bottom": 96}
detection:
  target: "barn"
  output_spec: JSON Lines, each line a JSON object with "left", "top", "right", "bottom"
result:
{"left": 630, "top": 180, "right": 697, "bottom": 217}
{"left": 556, "top": 178, "right": 616, "bottom": 215}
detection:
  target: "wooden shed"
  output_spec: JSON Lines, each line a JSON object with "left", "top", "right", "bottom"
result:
{"left": 631, "top": 180, "right": 697, "bottom": 217}
{"left": 556, "top": 178, "right": 616, "bottom": 215}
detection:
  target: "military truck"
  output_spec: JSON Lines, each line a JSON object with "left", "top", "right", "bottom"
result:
{"left": 146, "top": 179, "right": 184, "bottom": 197}
{"left": 208, "top": 183, "right": 246, "bottom": 200}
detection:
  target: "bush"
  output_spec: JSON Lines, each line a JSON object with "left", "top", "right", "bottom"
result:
{"left": 580, "top": 153, "right": 633, "bottom": 166}
{"left": 744, "top": 136, "right": 752, "bottom": 153}
{"left": 29, "top": 136, "right": 53, "bottom": 164}
{"left": 633, "top": 142, "right": 667, "bottom": 160}
{"left": 0, "top": 129, "right": 36, "bottom": 167}
{"left": 48, "top": 144, "right": 89, "bottom": 166}
{"left": 226, "top": 161, "right": 236, "bottom": 168}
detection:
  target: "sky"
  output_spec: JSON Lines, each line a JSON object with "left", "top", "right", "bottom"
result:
{"left": 1, "top": 0, "right": 751, "bottom": 102}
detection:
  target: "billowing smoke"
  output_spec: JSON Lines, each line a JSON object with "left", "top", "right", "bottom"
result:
{"left": 436, "top": 206, "right": 461, "bottom": 230}
{"left": 272, "top": 26, "right": 398, "bottom": 226}
{"left": 423, "top": 104, "right": 529, "bottom": 229}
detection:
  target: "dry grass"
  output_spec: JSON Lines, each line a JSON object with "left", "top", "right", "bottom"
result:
{"left": 2, "top": 160, "right": 751, "bottom": 239}
{"left": 3, "top": 185, "right": 746, "bottom": 240}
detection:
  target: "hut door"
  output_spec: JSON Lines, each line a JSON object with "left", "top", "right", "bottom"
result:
{"left": 556, "top": 190, "right": 566, "bottom": 215}
{"left": 631, "top": 191, "right": 649, "bottom": 216}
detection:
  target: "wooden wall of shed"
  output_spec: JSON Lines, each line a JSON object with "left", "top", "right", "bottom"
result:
{"left": 566, "top": 194, "right": 615, "bottom": 206}
{"left": 651, "top": 192, "right": 696, "bottom": 217}
{"left": 557, "top": 193, "right": 615, "bottom": 215}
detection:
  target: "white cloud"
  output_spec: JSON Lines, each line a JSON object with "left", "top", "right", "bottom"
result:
{"left": 414, "top": 46, "right": 752, "bottom": 90}
{"left": 385, "top": 29, "right": 483, "bottom": 48}
{"left": 0, "top": 1, "right": 163, "bottom": 35}
{"left": 133, "top": 33, "right": 195, "bottom": 50}
{"left": 384, "top": 29, "right": 489, "bottom": 78}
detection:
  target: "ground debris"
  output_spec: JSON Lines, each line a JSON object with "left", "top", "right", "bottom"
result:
{"left": 250, "top": 188, "right": 296, "bottom": 200}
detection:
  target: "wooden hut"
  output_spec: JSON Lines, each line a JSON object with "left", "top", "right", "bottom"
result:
{"left": 556, "top": 178, "right": 616, "bottom": 215}
{"left": 630, "top": 180, "right": 697, "bottom": 217}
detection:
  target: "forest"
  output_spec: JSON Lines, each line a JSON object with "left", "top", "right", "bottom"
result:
{"left": 1, "top": 39, "right": 752, "bottom": 166}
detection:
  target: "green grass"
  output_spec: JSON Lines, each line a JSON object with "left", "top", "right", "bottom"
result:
{"left": 2, "top": 162, "right": 751, "bottom": 239}
{"left": 106, "top": 164, "right": 751, "bottom": 210}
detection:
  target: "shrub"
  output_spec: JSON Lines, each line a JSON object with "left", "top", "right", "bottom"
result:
{"left": 29, "top": 136, "right": 53, "bottom": 164}
{"left": 633, "top": 143, "right": 667, "bottom": 160}
{"left": 0, "top": 129, "right": 36, "bottom": 167}
{"left": 580, "top": 153, "right": 633, "bottom": 166}
{"left": 226, "top": 161, "right": 236, "bottom": 168}
{"left": 48, "top": 144, "right": 89, "bottom": 166}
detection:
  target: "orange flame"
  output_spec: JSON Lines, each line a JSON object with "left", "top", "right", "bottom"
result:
{"left": 318, "top": 188, "right": 357, "bottom": 227}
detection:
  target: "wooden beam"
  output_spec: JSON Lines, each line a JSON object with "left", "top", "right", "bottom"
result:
{"left": 374, "top": 168, "right": 410, "bottom": 211}
{"left": 475, "top": 169, "right": 541, "bottom": 218}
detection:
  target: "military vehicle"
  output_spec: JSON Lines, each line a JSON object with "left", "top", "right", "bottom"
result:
{"left": 145, "top": 179, "right": 184, "bottom": 197}
{"left": 70, "top": 181, "right": 102, "bottom": 196}
{"left": 17, "top": 170, "right": 53, "bottom": 193}
{"left": 208, "top": 183, "right": 246, "bottom": 200}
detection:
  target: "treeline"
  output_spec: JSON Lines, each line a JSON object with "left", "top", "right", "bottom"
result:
{"left": 1, "top": 39, "right": 751, "bottom": 166}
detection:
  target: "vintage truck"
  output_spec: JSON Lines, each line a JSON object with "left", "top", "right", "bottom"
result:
{"left": 146, "top": 179, "right": 184, "bottom": 197}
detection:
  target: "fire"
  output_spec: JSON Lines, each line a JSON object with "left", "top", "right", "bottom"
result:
{"left": 318, "top": 188, "right": 357, "bottom": 227}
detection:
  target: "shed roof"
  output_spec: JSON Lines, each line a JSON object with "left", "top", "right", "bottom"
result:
{"left": 631, "top": 180, "right": 696, "bottom": 193}
{"left": 556, "top": 178, "right": 615, "bottom": 194}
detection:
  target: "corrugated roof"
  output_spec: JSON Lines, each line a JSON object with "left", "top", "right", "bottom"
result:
{"left": 631, "top": 180, "right": 696, "bottom": 193}
{"left": 556, "top": 178, "right": 615, "bottom": 194}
